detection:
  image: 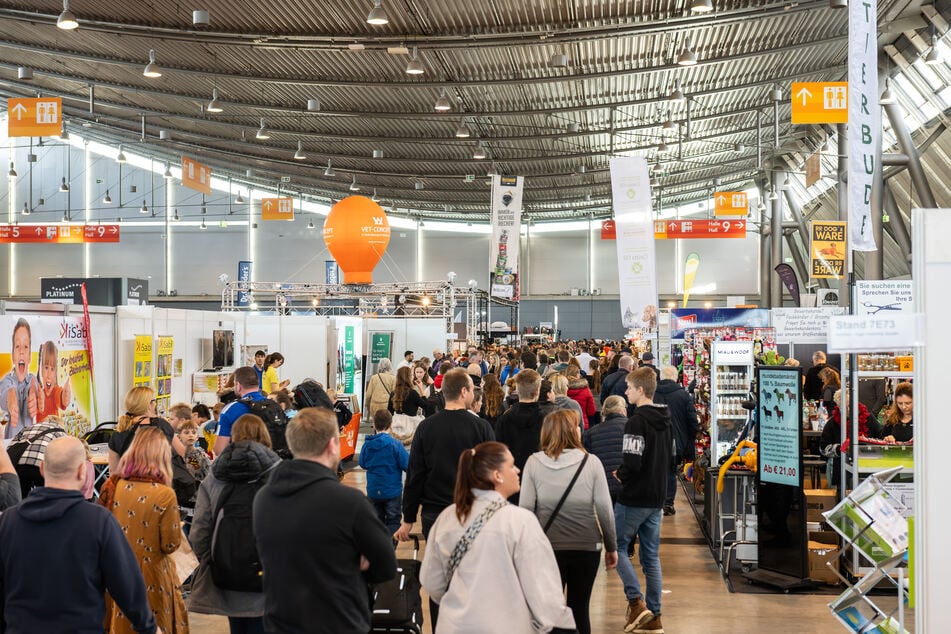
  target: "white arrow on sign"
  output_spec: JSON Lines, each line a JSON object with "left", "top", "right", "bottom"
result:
{"left": 110, "top": 226, "right": 118, "bottom": 234}
{"left": 264, "top": 200, "right": 273, "bottom": 210}
{"left": 717, "top": 195, "right": 726, "bottom": 206}
{"left": 796, "top": 87, "right": 812, "bottom": 106}
{"left": 34, "top": 226, "right": 43, "bottom": 235}
{"left": 11, "top": 103, "right": 26, "bottom": 120}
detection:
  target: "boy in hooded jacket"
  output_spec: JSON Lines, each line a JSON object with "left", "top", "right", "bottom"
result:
{"left": 359, "top": 409, "right": 409, "bottom": 535}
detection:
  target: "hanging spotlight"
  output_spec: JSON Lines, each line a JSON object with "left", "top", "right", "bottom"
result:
{"left": 62, "top": 211, "right": 70, "bottom": 223}
{"left": 925, "top": 45, "right": 941, "bottom": 65}
{"left": 60, "top": 177, "right": 69, "bottom": 192}
{"left": 293, "top": 140, "right": 307, "bottom": 160}
{"left": 140, "top": 200, "right": 149, "bottom": 214}
{"left": 21, "top": 203, "right": 30, "bottom": 216}
{"left": 549, "top": 52, "right": 568, "bottom": 68}
{"left": 324, "top": 160, "right": 335, "bottom": 177}
{"left": 235, "top": 191, "right": 245, "bottom": 204}
{"left": 782, "top": 175, "right": 791, "bottom": 190}
{"left": 405, "top": 47, "right": 425, "bottom": 75}
{"left": 307, "top": 98, "right": 321, "bottom": 112}
{"left": 367, "top": 0, "right": 389, "bottom": 25}
{"left": 103, "top": 190, "right": 112, "bottom": 204}
{"left": 116, "top": 145, "right": 127, "bottom": 163}
{"left": 690, "top": 0, "right": 713, "bottom": 13}
{"left": 7, "top": 162, "right": 16, "bottom": 178}
{"left": 663, "top": 116, "right": 676, "bottom": 132}
{"left": 349, "top": 175, "right": 360, "bottom": 191}
{"left": 880, "top": 77, "right": 896, "bottom": 105}
{"left": 829, "top": 0, "right": 847, "bottom": 7}
{"left": 757, "top": 201, "right": 766, "bottom": 211}
{"left": 206, "top": 88, "right": 223, "bottom": 113}
{"left": 143, "top": 49, "right": 162, "bottom": 78}
{"left": 434, "top": 88, "right": 452, "bottom": 112}
{"left": 256, "top": 118, "right": 270, "bottom": 140}
{"left": 472, "top": 142, "right": 487, "bottom": 160}
{"left": 767, "top": 188, "right": 778, "bottom": 200}
{"left": 163, "top": 163, "right": 173, "bottom": 179}
{"left": 173, "top": 209, "right": 181, "bottom": 221}
{"left": 57, "top": 0, "right": 78, "bottom": 30}
{"left": 371, "top": 188, "right": 380, "bottom": 202}
{"left": 17, "top": 67, "right": 33, "bottom": 80}
{"left": 677, "top": 38, "right": 697, "bottom": 66}
{"left": 200, "top": 218, "right": 207, "bottom": 230}
{"left": 307, "top": 219, "right": 316, "bottom": 229}
{"left": 668, "top": 81, "right": 686, "bottom": 102}
{"left": 733, "top": 142, "right": 745, "bottom": 152}
{"left": 455, "top": 121, "right": 471, "bottom": 138}
{"left": 656, "top": 140, "right": 669, "bottom": 153}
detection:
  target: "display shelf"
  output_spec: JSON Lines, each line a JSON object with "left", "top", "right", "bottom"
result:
{"left": 844, "top": 464, "right": 914, "bottom": 476}
{"left": 716, "top": 389, "right": 750, "bottom": 395}
{"left": 854, "top": 371, "right": 914, "bottom": 379}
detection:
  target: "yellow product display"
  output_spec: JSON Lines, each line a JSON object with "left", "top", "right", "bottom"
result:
{"left": 716, "top": 440, "right": 757, "bottom": 493}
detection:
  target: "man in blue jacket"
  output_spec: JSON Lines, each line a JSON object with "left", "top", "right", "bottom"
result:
{"left": 215, "top": 365, "right": 267, "bottom": 454}
{"left": 0, "top": 436, "right": 157, "bottom": 634}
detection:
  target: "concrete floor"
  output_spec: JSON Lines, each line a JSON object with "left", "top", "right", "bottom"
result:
{"left": 189, "top": 468, "right": 910, "bottom": 633}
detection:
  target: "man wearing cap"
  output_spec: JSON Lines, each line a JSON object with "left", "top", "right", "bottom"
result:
{"left": 640, "top": 352, "right": 661, "bottom": 382}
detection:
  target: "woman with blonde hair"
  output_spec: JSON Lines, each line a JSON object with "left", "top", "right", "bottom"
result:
{"left": 365, "top": 357, "right": 396, "bottom": 421}
{"left": 101, "top": 426, "right": 189, "bottom": 634}
{"left": 819, "top": 366, "right": 841, "bottom": 413}
{"left": 108, "top": 386, "right": 186, "bottom": 472}
{"left": 520, "top": 410, "right": 617, "bottom": 634}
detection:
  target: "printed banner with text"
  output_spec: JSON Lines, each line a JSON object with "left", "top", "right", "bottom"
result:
{"left": 848, "top": 0, "right": 879, "bottom": 251}
{"left": 610, "top": 156, "right": 657, "bottom": 331}
{"left": 155, "top": 336, "right": 173, "bottom": 417}
{"left": 0, "top": 316, "right": 95, "bottom": 440}
{"left": 133, "top": 335, "right": 153, "bottom": 388}
{"left": 490, "top": 175, "right": 524, "bottom": 299}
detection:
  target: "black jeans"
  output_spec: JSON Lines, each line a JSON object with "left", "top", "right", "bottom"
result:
{"left": 227, "top": 616, "right": 265, "bottom": 634}
{"left": 554, "top": 549, "right": 601, "bottom": 634}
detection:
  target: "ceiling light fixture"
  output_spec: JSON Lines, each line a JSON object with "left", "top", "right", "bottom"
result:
{"left": 60, "top": 177, "right": 69, "bottom": 192}
{"left": 677, "top": 38, "right": 698, "bottom": 66}
{"left": 57, "top": 0, "right": 78, "bottom": 30}
{"left": 235, "top": 192, "right": 245, "bottom": 204}
{"left": 367, "top": 0, "right": 389, "bottom": 25}
{"left": 307, "top": 98, "right": 320, "bottom": 112}
{"left": 140, "top": 200, "right": 149, "bottom": 214}
{"left": 782, "top": 175, "right": 791, "bottom": 189}
{"left": 7, "top": 162, "right": 16, "bottom": 178}
{"left": 62, "top": 211, "right": 70, "bottom": 223}
{"left": 21, "top": 202, "right": 30, "bottom": 216}
{"left": 415, "top": 179, "right": 424, "bottom": 190}
{"left": 173, "top": 209, "right": 181, "bottom": 221}
{"left": 767, "top": 188, "right": 778, "bottom": 200}
{"left": 406, "top": 47, "right": 425, "bottom": 75}
{"left": 143, "top": 49, "right": 162, "bottom": 78}
{"left": 829, "top": 0, "right": 847, "bottom": 7}
{"left": 472, "top": 142, "right": 487, "bottom": 159}
{"left": 293, "top": 140, "right": 307, "bottom": 160}
{"left": 200, "top": 218, "right": 207, "bottom": 230}
{"left": 255, "top": 118, "right": 270, "bottom": 140}
{"left": 434, "top": 88, "right": 452, "bottom": 112}
{"left": 733, "top": 142, "right": 745, "bottom": 152}
{"left": 324, "top": 160, "right": 335, "bottom": 177}
{"left": 663, "top": 116, "right": 676, "bottom": 132}
{"left": 668, "top": 80, "right": 685, "bottom": 102}
{"left": 657, "top": 140, "right": 669, "bottom": 153}
{"left": 163, "top": 163, "right": 173, "bottom": 179}
{"left": 925, "top": 45, "right": 941, "bottom": 65}
{"left": 103, "top": 190, "right": 112, "bottom": 204}
{"left": 307, "top": 219, "right": 315, "bottom": 229}
{"left": 350, "top": 175, "right": 360, "bottom": 191}
{"left": 371, "top": 188, "right": 380, "bottom": 202}
{"left": 17, "top": 67, "right": 33, "bottom": 80}
{"left": 549, "top": 52, "right": 568, "bottom": 68}
{"left": 690, "top": 0, "right": 714, "bottom": 13}
{"left": 455, "top": 121, "right": 470, "bottom": 138}
{"left": 116, "top": 145, "right": 127, "bottom": 163}
{"left": 206, "top": 88, "right": 223, "bottom": 113}
{"left": 880, "top": 77, "right": 896, "bottom": 104}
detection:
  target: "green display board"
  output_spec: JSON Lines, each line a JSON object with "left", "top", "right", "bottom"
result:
{"left": 344, "top": 326, "right": 355, "bottom": 394}
{"left": 370, "top": 332, "right": 392, "bottom": 363}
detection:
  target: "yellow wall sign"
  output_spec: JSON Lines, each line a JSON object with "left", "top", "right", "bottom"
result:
{"left": 7, "top": 97, "right": 63, "bottom": 137}
{"left": 791, "top": 82, "right": 848, "bottom": 125}
{"left": 713, "top": 192, "right": 748, "bottom": 217}
{"left": 133, "top": 334, "right": 153, "bottom": 388}
{"left": 810, "top": 221, "right": 846, "bottom": 279}
{"left": 262, "top": 197, "right": 294, "bottom": 221}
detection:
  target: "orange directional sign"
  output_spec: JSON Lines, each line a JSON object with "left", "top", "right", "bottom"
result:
{"left": 7, "top": 97, "right": 63, "bottom": 137}
{"left": 0, "top": 224, "right": 119, "bottom": 243}
{"left": 181, "top": 156, "right": 212, "bottom": 195}
{"left": 713, "top": 192, "right": 748, "bottom": 217}
{"left": 791, "top": 82, "right": 848, "bottom": 125}
{"left": 83, "top": 224, "right": 121, "bottom": 243}
{"left": 654, "top": 219, "right": 747, "bottom": 239}
{"left": 261, "top": 197, "right": 294, "bottom": 221}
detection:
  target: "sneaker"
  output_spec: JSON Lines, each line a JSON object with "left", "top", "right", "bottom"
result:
{"left": 663, "top": 505, "right": 676, "bottom": 516}
{"left": 624, "top": 598, "right": 653, "bottom": 633}
{"left": 633, "top": 615, "right": 664, "bottom": 633}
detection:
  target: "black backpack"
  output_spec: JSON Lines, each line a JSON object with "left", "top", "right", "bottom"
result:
{"left": 240, "top": 397, "right": 291, "bottom": 459}
{"left": 293, "top": 380, "right": 334, "bottom": 411}
{"left": 7, "top": 426, "right": 67, "bottom": 466}
{"left": 334, "top": 400, "right": 353, "bottom": 430}
{"left": 210, "top": 478, "right": 267, "bottom": 592}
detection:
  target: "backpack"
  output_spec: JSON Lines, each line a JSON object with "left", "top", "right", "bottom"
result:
{"left": 210, "top": 478, "right": 267, "bottom": 592}
{"left": 7, "top": 425, "right": 67, "bottom": 466}
{"left": 293, "top": 380, "right": 334, "bottom": 411}
{"left": 171, "top": 453, "right": 199, "bottom": 508}
{"left": 334, "top": 400, "right": 353, "bottom": 430}
{"left": 82, "top": 422, "right": 117, "bottom": 445}
{"left": 241, "top": 397, "right": 291, "bottom": 459}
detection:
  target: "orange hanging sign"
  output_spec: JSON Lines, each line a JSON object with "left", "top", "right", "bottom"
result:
{"left": 261, "top": 197, "right": 294, "bottom": 221}
{"left": 713, "top": 192, "right": 748, "bottom": 217}
{"left": 654, "top": 219, "right": 747, "bottom": 239}
{"left": 0, "top": 224, "right": 120, "bottom": 243}
{"left": 7, "top": 97, "right": 63, "bottom": 137}
{"left": 791, "top": 82, "right": 848, "bottom": 125}
{"left": 181, "top": 156, "right": 212, "bottom": 194}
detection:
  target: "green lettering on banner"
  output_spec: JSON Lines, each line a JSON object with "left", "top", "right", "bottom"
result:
{"left": 344, "top": 326, "right": 355, "bottom": 393}
{"left": 861, "top": 124, "right": 872, "bottom": 145}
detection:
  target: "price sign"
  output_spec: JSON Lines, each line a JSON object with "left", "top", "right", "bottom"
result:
{"left": 757, "top": 367, "right": 802, "bottom": 487}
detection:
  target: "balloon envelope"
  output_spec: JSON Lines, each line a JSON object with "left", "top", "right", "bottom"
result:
{"left": 323, "top": 196, "right": 390, "bottom": 284}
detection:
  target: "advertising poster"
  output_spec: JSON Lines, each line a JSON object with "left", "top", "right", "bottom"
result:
{"left": 489, "top": 175, "right": 524, "bottom": 299}
{"left": 758, "top": 367, "right": 802, "bottom": 487}
{"left": 810, "top": 221, "right": 846, "bottom": 279}
{"left": 369, "top": 332, "right": 392, "bottom": 363}
{"left": 237, "top": 261, "right": 252, "bottom": 307}
{"left": 854, "top": 280, "right": 913, "bottom": 316}
{"left": 0, "top": 315, "right": 95, "bottom": 439}
{"left": 155, "top": 336, "right": 173, "bottom": 417}
{"left": 670, "top": 308, "right": 771, "bottom": 340}
{"left": 610, "top": 156, "right": 657, "bottom": 330}
{"left": 848, "top": 0, "right": 879, "bottom": 252}
{"left": 133, "top": 334, "right": 153, "bottom": 388}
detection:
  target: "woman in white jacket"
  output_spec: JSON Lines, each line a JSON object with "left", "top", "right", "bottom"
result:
{"left": 521, "top": 409, "right": 618, "bottom": 634}
{"left": 420, "top": 441, "right": 576, "bottom": 634}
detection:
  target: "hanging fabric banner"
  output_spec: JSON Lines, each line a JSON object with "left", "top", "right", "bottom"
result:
{"left": 848, "top": 0, "right": 880, "bottom": 252}
{"left": 682, "top": 252, "right": 701, "bottom": 308}
{"left": 610, "top": 156, "right": 657, "bottom": 331}
{"left": 489, "top": 175, "right": 524, "bottom": 299}
{"left": 774, "top": 263, "right": 802, "bottom": 307}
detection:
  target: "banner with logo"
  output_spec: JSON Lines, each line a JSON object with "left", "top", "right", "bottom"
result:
{"left": 610, "top": 156, "right": 657, "bottom": 330}
{"left": 0, "top": 316, "right": 95, "bottom": 440}
{"left": 490, "top": 175, "right": 524, "bottom": 299}
{"left": 811, "top": 221, "right": 846, "bottom": 279}
{"left": 237, "top": 261, "right": 252, "bottom": 307}
{"left": 670, "top": 308, "right": 771, "bottom": 340}
{"left": 682, "top": 252, "right": 700, "bottom": 308}
{"left": 848, "top": 0, "right": 879, "bottom": 252}
{"left": 155, "top": 336, "right": 173, "bottom": 417}
{"left": 774, "top": 263, "right": 802, "bottom": 307}
{"left": 133, "top": 335, "right": 153, "bottom": 388}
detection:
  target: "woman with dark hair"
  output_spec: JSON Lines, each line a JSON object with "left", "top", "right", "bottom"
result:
{"left": 500, "top": 355, "right": 520, "bottom": 384}
{"left": 480, "top": 373, "right": 505, "bottom": 425}
{"left": 878, "top": 381, "right": 913, "bottom": 443}
{"left": 389, "top": 366, "right": 431, "bottom": 447}
{"left": 261, "top": 352, "right": 289, "bottom": 396}
{"left": 521, "top": 410, "right": 617, "bottom": 634}
{"left": 420, "top": 442, "right": 576, "bottom": 633}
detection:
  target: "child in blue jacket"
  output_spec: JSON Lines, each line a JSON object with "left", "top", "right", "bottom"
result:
{"left": 359, "top": 409, "right": 410, "bottom": 535}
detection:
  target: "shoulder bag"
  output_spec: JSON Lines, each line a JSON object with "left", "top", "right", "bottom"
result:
{"left": 446, "top": 497, "right": 507, "bottom": 585}
{"left": 543, "top": 453, "right": 589, "bottom": 533}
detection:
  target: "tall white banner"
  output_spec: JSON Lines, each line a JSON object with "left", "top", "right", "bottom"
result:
{"left": 610, "top": 157, "right": 657, "bottom": 330}
{"left": 848, "top": 0, "right": 880, "bottom": 252}
{"left": 490, "top": 175, "right": 524, "bottom": 299}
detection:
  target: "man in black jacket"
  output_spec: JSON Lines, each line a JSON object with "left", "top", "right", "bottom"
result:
{"left": 0, "top": 437, "right": 157, "bottom": 634}
{"left": 600, "top": 354, "right": 634, "bottom": 403}
{"left": 493, "top": 369, "right": 554, "bottom": 496}
{"left": 615, "top": 367, "right": 672, "bottom": 634}
{"left": 802, "top": 350, "right": 827, "bottom": 401}
{"left": 254, "top": 407, "right": 397, "bottom": 634}
{"left": 653, "top": 365, "right": 698, "bottom": 517}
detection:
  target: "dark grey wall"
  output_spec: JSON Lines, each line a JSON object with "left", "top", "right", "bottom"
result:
{"left": 519, "top": 297, "right": 628, "bottom": 341}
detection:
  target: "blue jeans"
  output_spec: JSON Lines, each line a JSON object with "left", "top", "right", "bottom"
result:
{"left": 370, "top": 495, "right": 403, "bottom": 536}
{"left": 614, "top": 504, "right": 663, "bottom": 615}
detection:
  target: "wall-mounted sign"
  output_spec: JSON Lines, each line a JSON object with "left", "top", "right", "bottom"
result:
{"left": 181, "top": 156, "right": 212, "bottom": 195}
{"left": 854, "top": 280, "right": 913, "bottom": 316}
{"left": 601, "top": 219, "right": 616, "bottom": 240}
{"left": 0, "top": 224, "right": 119, "bottom": 244}
{"left": 262, "top": 197, "right": 294, "bottom": 221}
{"left": 713, "top": 192, "right": 748, "bottom": 217}
{"left": 791, "top": 82, "right": 848, "bottom": 125}
{"left": 654, "top": 219, "right": 747, "bottom": 239}
{"left": 810, "top": 221, "right": 846, "bottom": 279}
{"left": 7, "top": 97, "right": 62, "bottom": 137}
{"left": 828, "top": 314, "right": 924, "bottom": 352}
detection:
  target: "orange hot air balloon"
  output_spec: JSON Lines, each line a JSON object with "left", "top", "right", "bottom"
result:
{"left": 322, "top": 195, "right": 391, "bottom": 284}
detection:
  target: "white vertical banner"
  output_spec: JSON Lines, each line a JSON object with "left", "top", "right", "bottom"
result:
{"left": 610, "top": 157, "right": 657, "bottom": 330}
{"left": 490, "top": 175, "right": 524, "bottom": 299}
{"left": 848, "top": 0, "right": 880, "bottom": 252}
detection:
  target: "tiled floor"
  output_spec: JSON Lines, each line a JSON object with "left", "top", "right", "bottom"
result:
{"left": 189, "top": 468, "right": 911, "bottom": 633}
